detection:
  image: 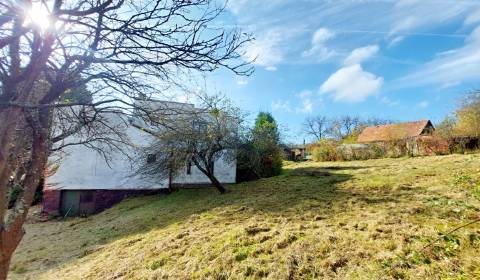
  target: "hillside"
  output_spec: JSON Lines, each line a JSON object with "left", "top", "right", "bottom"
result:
{"left": 9, "top": 154, "right": 480, "bottom": 279}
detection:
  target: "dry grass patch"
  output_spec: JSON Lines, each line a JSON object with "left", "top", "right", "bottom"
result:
{"left": 9, "top": 154, "right": 480, "bottom": 279}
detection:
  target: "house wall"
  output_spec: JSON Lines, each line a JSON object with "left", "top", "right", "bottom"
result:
{"left": 47, "top": 113, "right": 236, "bottom": 191}
{"left": 44, "top": 104, "right": 237, "bottom": 216}
{"left": 43, "top": 189, "right": 61, "bottom": 216}
{"left": 45, "top": 138, "right": 236, "bottom": 215}
{"left": 173, "top": 155, "right": 236, "bottom": 185}
{"left": 46, "top": 138, "right": 236, "bottom": 191}
{"left": 47, "top": 119, "right": 168, "bottom": 191}
{"left": 44, "top": 189, "right": 168, "bottom": 216}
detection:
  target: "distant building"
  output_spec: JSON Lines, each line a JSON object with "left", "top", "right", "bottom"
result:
{"left": 282, "top": 144, "right": 309, "bottom": 161}
{"left": 356, "top": 120, "right": 452, "bottom": 156}
{"left": 43, "top": 101, "right": 236, "bottom": 217}
{"left": 358, "top": 120, "right": 435, "bottom": 143}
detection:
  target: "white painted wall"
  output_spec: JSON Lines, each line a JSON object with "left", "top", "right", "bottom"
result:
{"left": 46, "top": 102, "right": 236, "bottom": 190}
{"left": 173, "top": 154, "right": 236, "bottom": 185}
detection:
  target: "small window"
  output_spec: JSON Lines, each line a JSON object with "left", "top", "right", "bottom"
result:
{"left": 147, "top": 154, "right": 156, "bottom": 164}
{"left": 187, "top": 161, "right": 192, "bottom": 175}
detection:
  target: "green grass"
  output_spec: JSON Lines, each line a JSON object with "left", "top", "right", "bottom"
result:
{"left": 9, "top": 154, "right": 480, "bottom": 279}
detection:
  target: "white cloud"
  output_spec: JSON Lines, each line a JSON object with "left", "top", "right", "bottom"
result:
{"left": 296, "top": 89, "right": 312, "bottom": 98}
{"left": 236, "top": 77, "right": 249, "bottom": 85}
{"left": 271, "top": 100, "right": 291, "bottom": 112}
{"left": 399, "top": 26, "right": 480, "bottom": 87}
{"left": 388, "top": 36, "right": 405, "bottom": 48}
{"left": 389, "top": 0, "right": 477, "bottom": 36}
{"left": 297, "top": 99, "right": 313, "bottom": 114}
{"left": 272, "top": 90, "right": 317, "bottom": 114}
{"left": 380, "top": 96, "right": 399, "bottom": 107}
{"left": 312, "top": 28, "right": 335, "bottom": 45}
{"left": 243, "top": 29, "right": 284, "bottom": 69}
{"left": 231, "top": 0, "right": 479, "bottom": 68}
{"left": 465, "top": 9, "right": 480, "bottom": 25}
{"left": 418, "top": 101, "right": 429, "bottom": 108}
{"left": 344, "top": 45, "right": 379, "bottom": 65}
{"left": 320, "top": 64, "right": 383, "bottom": 102}
{"left": 226, "top": 0, "right": 249, "bottom": 14}
{"left": 295, "top": 90, "right": 314, "bottom": 113}
{"left": 302, "top": 28, "right": 335, "bottom": 59}
{"left": 227, "top": 0, "right": 289, "bottom": 15}
{"left": 229, "top": 0, "right": 480, "bottom": 95}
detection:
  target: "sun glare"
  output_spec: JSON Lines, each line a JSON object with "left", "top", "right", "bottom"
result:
{"left": 24, "top": 3, "right": 52, "bottom": 31}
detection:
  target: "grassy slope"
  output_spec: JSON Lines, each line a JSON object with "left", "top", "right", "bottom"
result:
{"left": 9, "top": 154, "right": 480, "bottom": 279}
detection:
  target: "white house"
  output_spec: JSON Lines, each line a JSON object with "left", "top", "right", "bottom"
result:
{"left": 43, "top": 100, "right": 236, "bottom": 216}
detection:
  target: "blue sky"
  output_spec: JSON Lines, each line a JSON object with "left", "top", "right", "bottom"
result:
{"left": 203, "top": 0, "right": 480, "bottom": 143}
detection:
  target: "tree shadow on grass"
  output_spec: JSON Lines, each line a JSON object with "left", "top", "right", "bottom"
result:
{"left": 11, "top": 164, "right": 408, "bottom": 278}
{"left": 319, "top": 165, "right": 381, "bottom": 171}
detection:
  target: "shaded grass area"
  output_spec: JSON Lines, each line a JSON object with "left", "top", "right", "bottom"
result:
{"left": 10, "top": 154, "right": 480, "bottom": 279}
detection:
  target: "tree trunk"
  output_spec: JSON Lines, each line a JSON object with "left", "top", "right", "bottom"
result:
{"left": 0, "top": 107, "right": 23, "bottom": 208}
{"left": 0, "top": 213, "right": 27, "bottom": 280}
{"left": 0, "top": 255, "right": 11, "bottom": 279}
{"left": 0, "top": 108, "right": 51, "bottom": 279}
{"left": 0, "top": 108, "right": 25, "bottom": 273}
{"left": 191, "top": 159, "right": 227, "bottom": 194}
{"left": 0, "top": 258, "right": 9, "bottom": 280}
{"left": 207, "top": 174, "right": 226, "bottom": 194}
{"left": 168, "top": 168, "right": 173, "bottom": 193}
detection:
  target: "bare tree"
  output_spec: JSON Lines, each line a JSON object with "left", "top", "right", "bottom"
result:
{"left": 303, "top": 116, "right": 331, "bottom": 141}
{"left": 133, "top": 94, "right": 244, "bottom": 194}
{"left": 362, "top": 117, "right": 394, "bottom": 127}
{"left": 0, "top": 0, "right": 252, "bottom": 277}
{"left": 329, "top": 115, "right": 362, "bottom": 140}
{"left": 303, "top": 115, "right": 394, "bottom": 143}
{"left": 50, "top": 105, "right": 133, "bottom": 160}
{"left": 340, "top": 116, "right": 361, "bottom": 137}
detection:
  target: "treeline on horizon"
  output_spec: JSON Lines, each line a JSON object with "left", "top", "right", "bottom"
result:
{"left": 302, "top": 115, "right": 394, "bottom": 144}
{"left": 300, "top": 90, "right": 480, "bottom": 145}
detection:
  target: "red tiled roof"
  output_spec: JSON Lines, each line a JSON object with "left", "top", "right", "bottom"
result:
{"left": 357, "top": 120, "right": 433, "bottom": 143}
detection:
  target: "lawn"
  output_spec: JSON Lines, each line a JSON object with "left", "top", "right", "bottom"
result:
{"left": 9, "top": 154, "right": 480, "bottom": 279}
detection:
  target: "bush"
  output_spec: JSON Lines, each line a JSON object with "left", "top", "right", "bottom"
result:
{"left": 311, "top": 140, "right": 410, "bottom": 162}
{"left": 260, "top": 151, "right": 283, "bottom": 177}
{"left": 310, "top": 137, "right": 467, "bottom": 162}
{"left": 236, "top": 112, "right": 283, "bottom": 181}
{"left": 416, "top": 136, "right": 451, "bottom": 156}
{"left": 236, "top": 142, "right": 259, "bottom": 182}
{"left": 336, "top": 143, "right": 386, "bottom": 161}
{"left": 447, "top": 137, "right": 480, "bottom": 154}
{"left": 311, "top": 140, "right": 339, "bottom": 162}
{"left": 385, "top": 140, "right": 409, "bottom": 158}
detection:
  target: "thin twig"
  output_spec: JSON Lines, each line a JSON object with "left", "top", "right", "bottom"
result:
{"left": 422, "top": 218, "right": 480, "bottom": 250}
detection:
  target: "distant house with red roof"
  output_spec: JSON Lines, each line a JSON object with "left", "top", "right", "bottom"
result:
{"left": 358, "top": 120, "right": 435, "bottom": 143}
{"left": 356, "top": 120, "right": 451, "bottom": 156}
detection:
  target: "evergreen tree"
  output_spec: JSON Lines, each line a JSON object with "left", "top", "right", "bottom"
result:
{"left": 238, "top": 112, "right": 282, "bottom": 180}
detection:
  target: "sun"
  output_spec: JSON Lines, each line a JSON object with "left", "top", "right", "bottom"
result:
{"left": 24, "top": 2, "right": 52, "bottom": 31}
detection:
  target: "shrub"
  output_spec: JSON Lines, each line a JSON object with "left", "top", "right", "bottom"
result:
{"left": 385, "top": 140, "right": 409, "bottom": 158}
{"left": 335, "top": 143, "right": 387, "bottom": 161}
{"left": 311, "top": 140, "right": 339, "bottom": 162}
{"left": 369, "top": 143, "right": 388, "bottom": 158}
{"left": 310, "top": 137, "right": 465, "bottom": 162}
{"left": 236, "top": 112, "right": 283, "bottom": 181}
